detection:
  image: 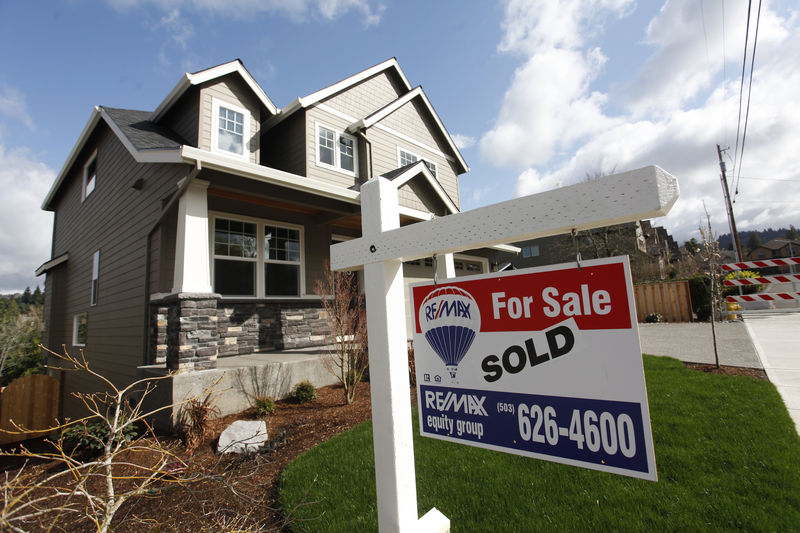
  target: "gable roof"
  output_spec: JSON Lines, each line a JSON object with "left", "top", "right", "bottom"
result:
{"left": 756, "top": 238, "right": 800, "bottom": 251}
{"left": 41, "top": 106, "right": 185, "bottom": 210}
{"left": 381, "top": 160, "right": 458, "bottom": 215}
{"left": 151, "top": 59, "right": 278, "bottom": 121}
{"left": 347, "top": 86, "right": 469, "bottom": 174}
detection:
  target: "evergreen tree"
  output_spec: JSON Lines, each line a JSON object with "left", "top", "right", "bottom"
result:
{"left": 21, "top": 286, "right": 32, "bottom": 305}
{"left": 32, "top": 285, "right": 44, "bottom": 306}
{"left": 787, "top": 225, "right": 800, "bottom": 240}
{"left": 747, "top": 232, "right": 762, "bottom": 252}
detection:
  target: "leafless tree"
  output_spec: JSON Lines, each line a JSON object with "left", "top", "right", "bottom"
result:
{"left": 313, "top": 261, "right": 368, "bottom": 404}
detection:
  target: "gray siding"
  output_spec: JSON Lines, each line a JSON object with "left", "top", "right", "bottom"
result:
{"left": 160, "top": 86, "right": 199, "bottom": 146}
{"left": 261, "top": 111, "right": 306, "bottom": 175}
{"left": 199, "top": 75, "right": 262, "bottom": 165}
{"left": 305, "top": 106, "right": 360, "bottom": 188}
{"left": 46, "top": 122, "right": 192, "bottom": 415}
{"left": 322, "top": 71, "right": 404, "bottom": 119}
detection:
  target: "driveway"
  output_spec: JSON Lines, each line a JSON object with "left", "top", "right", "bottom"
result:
{"left": 638, "top": 321, "right": 762, "bottom": 368}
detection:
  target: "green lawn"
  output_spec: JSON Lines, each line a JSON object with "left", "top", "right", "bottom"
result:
{"left": 279, "top": 356, "right": 800, "bottom": 532}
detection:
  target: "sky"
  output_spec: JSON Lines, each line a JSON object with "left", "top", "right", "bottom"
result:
{"left": 1, "top": 0, "right": 799, "bottom": 292}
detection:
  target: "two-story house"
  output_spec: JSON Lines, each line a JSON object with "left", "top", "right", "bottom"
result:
{"left": 36, "top": 59, "right": 502, "bottom": 416}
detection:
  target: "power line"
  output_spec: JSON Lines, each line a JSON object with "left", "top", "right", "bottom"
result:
{"left": 740, "top": 176, "right": 800, "bottom": 182}
{"left": 732, "top": 0, "right": 752, "bottom": 185}
{"left": 733, "top": 0, "right": 762, "bottom": 203}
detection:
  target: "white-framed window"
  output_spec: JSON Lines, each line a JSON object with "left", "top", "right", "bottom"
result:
{"left": 82, "top": 151, "right": 97, "bottom": 201}
{"left": 212, "top": 214, "right": 304, "bottom": 298}
{"left": 91, "top": 250, "right": 100, "bottom": 306}
{"left": 397, "top": 147, "right": 437, "bottom": 177}
{"left": 73, "top": 313, "right": 87, "bottom": 347}
{"left": 316, "top": 123, "right": 357, "bottom": 176}
{"left": 212, "top": 98, "right": 251, "bottom": 159}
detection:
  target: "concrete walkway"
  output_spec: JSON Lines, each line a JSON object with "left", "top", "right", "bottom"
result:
{"left": 742, "top": 312, "right": 800, "bottom": 434}
{"left": 638, "top": 321, "right": 762, "bottom": 368}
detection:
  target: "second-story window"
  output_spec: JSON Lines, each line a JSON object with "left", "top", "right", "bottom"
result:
{"left": 316, "top": 123, "right": 357, "bottom": 176}
{"left": 212, "top": 98, "right": 250, "bottom": 160}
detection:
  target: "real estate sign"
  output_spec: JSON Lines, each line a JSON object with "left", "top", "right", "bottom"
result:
{"left": 411, "top": 256, "right": 657, "bottom": 481}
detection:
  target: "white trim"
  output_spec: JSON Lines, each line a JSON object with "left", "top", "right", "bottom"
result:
{"left": 35, "top": 253, "right": 69, "bottom": 276}
{"left": 356, "top": 87, "right": 422, "bottom": 131}
{"left": 317, "top": 103, "right": 457, "bottom": 165}
{"left": 152, "top": 60, "right": 278, "bottom": 121}
{"left": 381, "top": 160, "right": 458, "bottom": 215}
{"left": 181, "top": 146, "right": 360, "bottom": 204}
{"left": 397, "top": 146, "right": 437, "bottom": 178}
{"left": 315, "top": 122, "right": 358, "bottom": 178}
{"left": 210, "top": 211, "right": 306, "bottom": 298}
{"left": 81, "top": 150, "right": 97, "bottom": 202}
{"left": 453, "top": 253, "right": 490, "bottom": 275}
{"left": 72, "top": 313, "right": 87, "bottom": 347}
{"left": 298, "top": 58, "right": 411, "bottom": 110}
{"left": 211, "top": 98, "right": 251, "bottom": 161}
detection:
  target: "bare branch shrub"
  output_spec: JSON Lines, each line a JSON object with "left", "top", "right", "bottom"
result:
{"left": 313, "top": 261, "right": 368, "bottom": 404}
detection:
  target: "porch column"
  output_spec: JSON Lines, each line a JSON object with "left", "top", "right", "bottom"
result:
{"left": 172, "top": 179, "right": 213, "bottom": 294}
{"left": 435, "top": 253, "right": 455, "bottom": 279}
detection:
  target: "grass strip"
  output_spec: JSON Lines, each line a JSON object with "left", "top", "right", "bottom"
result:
{"left": 279, "top": 355, "right": 800, "bottom": 532}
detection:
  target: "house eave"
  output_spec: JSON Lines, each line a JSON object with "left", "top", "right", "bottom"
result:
{"left": 151, "top": 60, "right": 278, "bottom": 122}
{"left": 181, "top": 146, "right": 361, "bottom": 205}
{"left": 35, "top": 253, "right": 69, "bottom": 276}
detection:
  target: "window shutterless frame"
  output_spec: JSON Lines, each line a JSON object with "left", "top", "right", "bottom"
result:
{"left": 315, "top": 122, "right": 358, "bottom": 178}
{"left": 91, "top": 250, "right": 99, "bottom": 306}
{"left": 211, "top": 97, "right": 251, "bottom": 161}
{"left": 210, "top": 212, "right": 305, "bottom": 298}
{"left": 82, "top": 150, "right": 97, "bottom": 201}
{"left": 72, "top": 313, "right": 87, "bottom": 347}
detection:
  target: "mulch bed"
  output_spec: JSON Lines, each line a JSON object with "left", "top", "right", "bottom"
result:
{"left": 0, "top": 363, "right": 768, "bottom": 531}
{"left": 682, "top": 362, "right": 768, "bottom": 380}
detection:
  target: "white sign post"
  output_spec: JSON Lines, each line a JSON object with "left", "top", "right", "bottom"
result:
{"left": 331, "top": 166, "right": 678, "bottom": 532}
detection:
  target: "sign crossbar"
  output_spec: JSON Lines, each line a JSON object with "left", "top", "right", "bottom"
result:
{"left": 331, "top": 165, "right": 679, "bottom": 533}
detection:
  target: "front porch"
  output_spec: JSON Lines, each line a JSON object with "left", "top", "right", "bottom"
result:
{"left": 136, "top": 345, "right": 340, "bottom": 431}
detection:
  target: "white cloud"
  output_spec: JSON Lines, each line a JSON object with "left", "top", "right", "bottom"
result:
{"left": 106, "top": 0, "right": 383, "bottom": 27}
{"left": 0, "top": 85, "right": 35, "bottom": 131}
{"left": 158, "top": 9, "right": 194, "bottom": 49}
{"left": 0, "top": 144, "right": 54, "bottom": 293}
{"left": 484, "top": 0, "right": 800, "bottom": 243}
{"left": 451, "top": 133, "right": 476, "bottom": 150}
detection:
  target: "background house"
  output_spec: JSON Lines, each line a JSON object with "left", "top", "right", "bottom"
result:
{"left": 749, "top": 238, "right": 800, "bottom": 260}
{"left": 36, "top": 59, "right": 504, "bottom": 417}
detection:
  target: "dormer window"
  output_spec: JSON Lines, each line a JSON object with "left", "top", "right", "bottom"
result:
{"left": 212, "top": 98, "right": 250, "bottom": 159}
{"left": 316, "top": 123, "right": 357, "bottom": 176}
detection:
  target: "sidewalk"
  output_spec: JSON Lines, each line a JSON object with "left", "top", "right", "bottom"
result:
{"left": 638, "top": 321, "right": 762, "bottom": 368}
{"left": 742, "top": 312, "right": 800, "bottom": 434}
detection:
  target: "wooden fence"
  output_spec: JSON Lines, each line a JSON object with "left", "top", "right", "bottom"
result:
{"left": 0, "top": 373, "right": 61, "bottom": 445}
{"left": 634, "top": 280, "right": 694, "bottom": 322}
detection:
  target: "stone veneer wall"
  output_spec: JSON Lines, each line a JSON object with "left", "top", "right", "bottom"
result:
{"left": 217, "top": 300, "right": 329, "bottom": 356}
{"left": 150, "top": 297, "right": 330, "bottom": 367}
{"left": 150, "top": 293, "right": 221, "bottom": 372}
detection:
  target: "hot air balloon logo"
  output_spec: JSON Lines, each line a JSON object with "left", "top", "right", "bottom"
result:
{"left": 418, "top": 286, "right": 481, "bottom": 381}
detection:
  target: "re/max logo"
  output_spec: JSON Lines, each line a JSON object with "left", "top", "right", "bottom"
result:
{"left": 424, "top": 300, "right": 472, "bottom": 321}
{"left": 424, "top": 390, "right": 488, "bottom": 416}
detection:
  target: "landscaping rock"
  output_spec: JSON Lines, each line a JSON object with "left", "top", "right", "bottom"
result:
{"left": 217, "top": 420, "right": 268, "bottom": 454}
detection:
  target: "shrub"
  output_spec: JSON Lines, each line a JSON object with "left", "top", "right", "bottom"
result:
{"left": 253, "top": 396, "right": 276, "bottom": 417}
{"left": 688, "top": 274, "right": 712, "bottom": 321}
{"left": 61, "top": 420, "right": 138, "bottom": 453}
{"left": 182, "top": 393, "right": 218, "bottom": 452}
{"left": 293, "top": 380, "right": 317, "bottom": 403}
{"left": 644, "top": 313, "right": 664, "bottom": 323}
{"left": 723, "top": 270, "right": 763, "bottom": 296}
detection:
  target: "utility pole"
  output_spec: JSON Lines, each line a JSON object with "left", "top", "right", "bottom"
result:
{"left": 717, "top": 144, "right": 744, "bottom": 261}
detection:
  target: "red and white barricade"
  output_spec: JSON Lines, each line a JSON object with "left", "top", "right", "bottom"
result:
{"left": 722, "top": 257, "right": 800, "bottom": 312}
